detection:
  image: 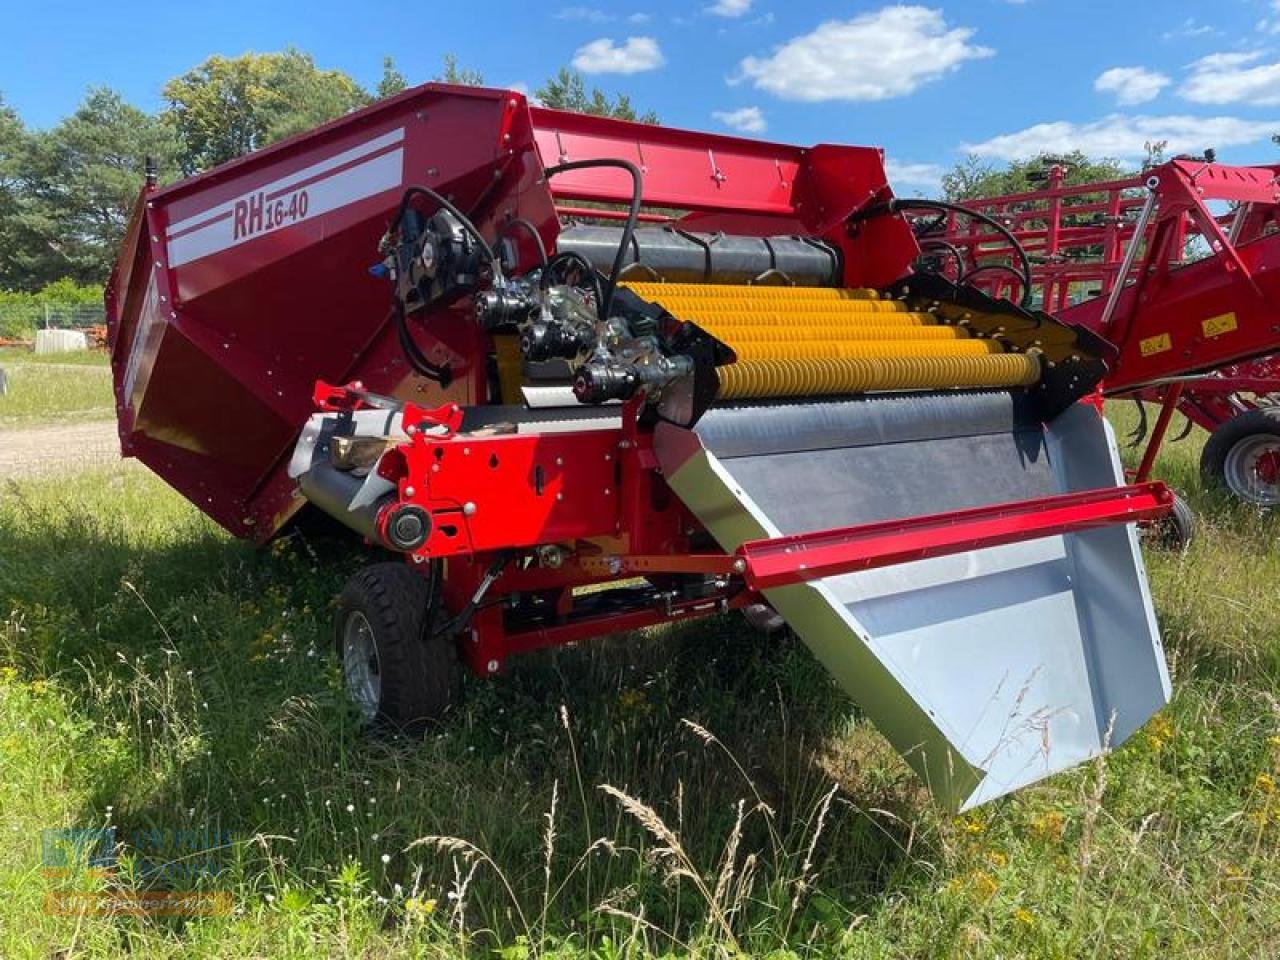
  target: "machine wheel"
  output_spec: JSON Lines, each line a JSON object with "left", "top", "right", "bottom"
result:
{"left": 334, "top": 562, "right": 459, "bottom": 734}
{"left": 1143, "top": 492, "right": 1197, "bottom": 551}
{"left": 1200, "top": 407, "right": 1280, "bottom": 506}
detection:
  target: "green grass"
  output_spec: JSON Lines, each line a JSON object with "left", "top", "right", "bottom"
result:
{"left": 0, "top": 349, "right": 114, "bottom": 426}
{"left": 2, "top": 408, "right": 1280, "bottom": 957}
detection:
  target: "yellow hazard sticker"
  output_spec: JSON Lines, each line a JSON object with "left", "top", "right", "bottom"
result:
{"left": 1202, "top": 312, "right": 1238, "bottom": 338}
{"left": 1140, "top": 333, "right": 1173, "bottom": 357}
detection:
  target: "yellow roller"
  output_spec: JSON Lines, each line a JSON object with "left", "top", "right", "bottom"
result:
{"left": 703, "top": 323, "right": 970, "bottom": 342}
{"left": 729, "top": 339, "right": 1000, "bottom": 360}
{"left": 718, "top": 355, "right": 1041, "bottom": 399}
{"left": 652, "top": 308, "right": 939, "bottom": 326}
{"left": 624, "top": 281, "right": 884, "bottom": 299}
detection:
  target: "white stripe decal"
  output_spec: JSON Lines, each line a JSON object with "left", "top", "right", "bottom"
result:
{"left": 166, "top": 127, "right": 405, "bottom": 236}
{"left": 167, "top": 146, "right": 404, "bottom": 267}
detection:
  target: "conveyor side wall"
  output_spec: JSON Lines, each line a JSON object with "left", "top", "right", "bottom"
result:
{"left": 656, "top": 394, "right": 1168, "bottom": 810}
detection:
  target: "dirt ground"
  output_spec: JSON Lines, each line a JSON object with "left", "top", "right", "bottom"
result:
{"left": 0, "top": 420, "right": 124, "bottom": 478}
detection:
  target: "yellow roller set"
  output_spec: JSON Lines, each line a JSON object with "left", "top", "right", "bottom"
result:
{"left": 621, "top": 281, "right": 1041, "bottom": 399}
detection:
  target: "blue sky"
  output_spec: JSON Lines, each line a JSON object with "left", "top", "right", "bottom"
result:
{"left": 2, "top": 0, "right": 1279, "bottom": 192}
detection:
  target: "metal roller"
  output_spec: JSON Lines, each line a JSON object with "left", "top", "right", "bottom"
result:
{"left": 559, "top": 228, "right": 843, "bottom": 286}
{"left": 717, "top": 355, "right": 1041, "bottom": 399}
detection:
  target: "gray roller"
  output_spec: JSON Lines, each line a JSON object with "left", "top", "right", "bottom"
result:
{"left": 557, "top": 225, "right": 842, "bottom": 286}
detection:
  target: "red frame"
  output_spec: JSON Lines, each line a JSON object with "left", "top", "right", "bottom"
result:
{"left": 940, "top": 159, "right": 1280, "bottom": 473}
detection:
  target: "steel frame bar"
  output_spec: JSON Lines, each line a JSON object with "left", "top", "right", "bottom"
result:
{"left": 737, "top": 482, "right": 1173, "bottom": 590}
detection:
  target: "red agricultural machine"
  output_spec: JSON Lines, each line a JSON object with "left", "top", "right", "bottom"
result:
{"left": 928, "top": 158, "right": 1280, "bottom": 508}
{"left": 107, "top": 84, "right": 1179, "bottom": 811}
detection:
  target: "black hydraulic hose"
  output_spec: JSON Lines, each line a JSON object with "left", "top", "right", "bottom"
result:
{"left": 393, "top": 298, "right": 452, "bottom": 386}
{"left": 498, "top": 217, "right": 549, "bottom": 268}
{"left": 385, "top": 185, "right": 500, "bottom": 386}
{"left": 540, "top": 250, "right": 605, "bottom": 306}
{"left": 960, "top": 263, "right": 1030, "bottom": 299}
{"left": 543, "top": 158, "right": 643, "bottom": 321}
{"left": 393, "top": 185, "right": 496, "bottom": 264}
{"left": 852, "top": 197, "right": 1033, "bottom": 308}
{"left": 919, "top": 238, "right": 966, "bottom": 280}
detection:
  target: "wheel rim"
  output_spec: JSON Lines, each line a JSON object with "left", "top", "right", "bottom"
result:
{"left": 342, "top": 611, "right": 381, "bottom": 722}
{"left": 1223, "top": 434, "right": 1280, "bottom": 505}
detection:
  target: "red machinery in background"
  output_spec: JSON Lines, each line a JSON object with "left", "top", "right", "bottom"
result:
{"left": 108, "top": 84, "right": 1180, "bottom": 811}
{"left": 929, "top": 158, "right": 1280, "bottom": 506}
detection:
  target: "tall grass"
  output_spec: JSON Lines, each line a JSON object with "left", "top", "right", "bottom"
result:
{"left": 0, "top": 352, "right": 114, "bottom": 426}
{"left": 0, "top": 405, "right": 1279, "bottom": 957}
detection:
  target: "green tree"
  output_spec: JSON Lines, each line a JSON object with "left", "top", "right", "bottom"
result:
{"left": 435, "top": 54, "right": 484, "bottom": 87}
{"left": 942, "top": 151, "right": 1128, "bottom": 201}
{"left": 0, "top": 94, "right": 34, "bottom": 289}
{"left": 162, "top": 49, "right": 369, "bottom": 174}
{"left": 377, "top": 56, "right": 408, "bottom": 99}
{"left": 17, "top": 88, "right": 179, "bottom": 287}
{"left": 535, "top": 67, "right": 657, "bottom": 123}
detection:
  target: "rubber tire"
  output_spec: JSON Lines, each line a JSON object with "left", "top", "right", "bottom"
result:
{"left": 333, "top": 562, "right": 459, "bottom": 735}
{"left": 1200, "top": 407, "right": 1280, "bottom": 505}
{"left": 1144, "top": 493, "right": 1196, "bottom": 551}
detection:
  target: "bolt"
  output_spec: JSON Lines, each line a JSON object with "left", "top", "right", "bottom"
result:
{"left": 487, "top": 659, "right": 500, "bottom": 673}
{"left": 604, "top": 488, "right": 611, "bottom": 495}
{"left": 404, "top": 486, "right": 415, "bottom": 497}
{"left": 463, "top": 502, "right": 476, "bottom": 516}
{"left": 555, "top": 456, "right": 564, "bottom": 466}
{"left": 732, "top": 558, "right": 746, "bottom": 574}
{"left": 412, "top": 555, "right": 425, "bottom": 564}
{"left": 556, "top": 492, "right": 564, "bottom": 501}
{"left": 406, "top": 424, "right": 417, "bottom": 435}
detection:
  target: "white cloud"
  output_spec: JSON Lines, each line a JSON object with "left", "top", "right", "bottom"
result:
{"left": 1094, "top": 67, "right": 1170, "bottom": 106}
{"left": 712, "top": 106, "right": 767, "bottom": 133}
{"left": 1181, "top": 51, "right": 1280, "bottom": 106}
{"left": 572, "top": 37, "right": 665, "bottom": 74}
{"left": 1161, "top": 17, "right": 1217, "bottom": 41}
{"left": 557, "top": 7, "right": 653, "bottom": 24}
{"left": 555, "top": 5, "right": 610, "bottom": 21}
{"left": 962, "top": 114, "right": 1280, "bottom": 161}
{"left": 735, "top": 6, "right": 993, "bottom": 102}
{"left": 1263, "top": 1, "right": 1280, "bottom": 35}
{"left": 885, "top": 159, "right": 945, "bottom": 194}
{"left": 707, "top": 0, "right": 752, "bottom": 15}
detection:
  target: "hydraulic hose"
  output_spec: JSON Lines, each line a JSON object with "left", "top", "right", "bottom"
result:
{"left": 544, "top": 158, "right": 643, "bottom": 321}
{"left": 851, "top": 197, "right": 1034, "bottom": 309}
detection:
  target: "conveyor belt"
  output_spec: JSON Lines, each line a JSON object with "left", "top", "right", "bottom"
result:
{"left": 654, "top": 391, "right": 1169, "bottom": 810}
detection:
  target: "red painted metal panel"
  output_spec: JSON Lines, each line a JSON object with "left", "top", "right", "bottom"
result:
{"left": 738, "top": 482, "right": 1173, "bottom": 590}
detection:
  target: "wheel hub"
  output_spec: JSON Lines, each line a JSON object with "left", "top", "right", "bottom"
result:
{"left": 342, "top": 611, "right": 381, "bottom": 722}
{"left": 1224, "top": 435, "right": 1280, "bottom": 505}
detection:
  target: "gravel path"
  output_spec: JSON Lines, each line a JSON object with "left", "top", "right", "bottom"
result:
{"left": 0, "top": 419, "right": 124, "bottom": 478}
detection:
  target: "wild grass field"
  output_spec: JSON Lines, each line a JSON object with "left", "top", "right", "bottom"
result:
{"left": 0, "top": 347, "right": 114, "bottom": 426}
{"left": 2, "top": 401, "right": 1280, "bottom": 958}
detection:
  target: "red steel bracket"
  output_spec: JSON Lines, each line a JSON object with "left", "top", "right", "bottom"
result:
{"left": 736, "top": 482, "right": 1173, "bottom": 591}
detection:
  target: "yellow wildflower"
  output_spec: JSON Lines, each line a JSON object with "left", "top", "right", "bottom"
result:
{"left": 971, "top": 870, "right": 999, "bottom": 901}
{"left": 962, "top": 816, "right": 985, "bottom": 835}
{"left": 405, "top": 897, "right": 437, "bottom": 917}
{"left": 986, "top": 850, "right": 1008, "bottom": 869}
{"left": 1257, "top": 773, "right": 1276, "bottom": 794}
{"left": 1030, "top": 810, "right": 1065, "bottom": 842}
{"left": 0, "top": 666, "right": 17, "bottom": 682}
{"left": 1268, "top": 735, "right": 1280, "bottom": 749}
{"left": 1013, "top": 907, "right": 1035, "bottom": 927}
